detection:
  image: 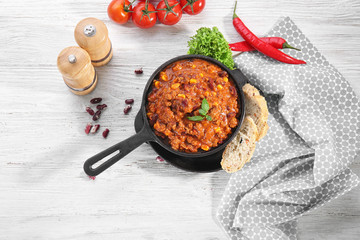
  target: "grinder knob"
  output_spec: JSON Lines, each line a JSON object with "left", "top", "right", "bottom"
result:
{"left": 74, "top": 17, "right": 113, "bottom": 67}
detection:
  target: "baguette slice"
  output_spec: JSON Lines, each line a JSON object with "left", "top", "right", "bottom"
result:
{"left": 221, "top": 116, "right": 258, "bottom": 173}
{"left": 242, "top": 84, "right": 269, "bottom": 141}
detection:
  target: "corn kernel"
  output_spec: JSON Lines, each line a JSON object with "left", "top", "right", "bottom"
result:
{"left": 199, "top": 73, "right": 204, "bottom": 77}
{"left": 201, "top": 145, "right": 210, "bottom": 151}
{"left": 190, "top": 79, "right": 197, "bottom": 84}
{"left": 212, "top": 92, "right": 217, "bottom": 96}
{"left": 213, "top": 102, "right": 218, "bottom": 106}
{"left": 223, "top": 77, "right": 228, "bottom": 82}
{"left": 204, "top": 91, "right": 210, "bottom": 97}
{"left": 171, "top": 83, "right": 180, "bottom": 89}
{"left": 154, "top": 81, "right": 160, "bottom": 88}
{"left": 177, "top": 94, "right": 186, "bottom": 99}
{"left": 161, "top": 74, "right": 168, "bottom": 81}
{"left": 172, "top": 64, "right": 182, "bottom": 71}
{"left": 192, "top": 64, "right": 196, "bottom": 69}
{"left": 215, "top": 127, "right": 221, "bottom": 133}
{"left": 147, "top": 112, "right": 153, "bottom": 116}
{"left": 217, "top": 84, "right": 223, "bottom": 90}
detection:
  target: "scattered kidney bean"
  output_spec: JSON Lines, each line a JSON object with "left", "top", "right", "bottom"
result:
{"left": 156, "top": 156, "right": 164, "bottom": 162}
{"left": 124, "top": 105, "right": 132, "bottom": 114}
{"left": 85, "top": 123, "right": 92, "bottom": 134}
{"left": 102, "top": 128, "right": 109, "bottom": 138}
{"left": 86, "top": 107, "right": 95, "bottom": 116}
{"left": 90, "top": 98, "right": 102, "bottom": 104}
{"left": 88, "top": 176, "right": 96, "bottom": 180}
{"left": 92, "top": 110, "right": 102, "bottom": 121}
{"left": 125, "top": 99, "right": 134, "bottom": 104}
{"left": 134, "top": 68, "right": 143, "bottom": 74}
{"left": 96, "top": 104, "right": 107, "bottom": 110}
{"left": 90, "top": 124, "right": 100, "bottom": 134}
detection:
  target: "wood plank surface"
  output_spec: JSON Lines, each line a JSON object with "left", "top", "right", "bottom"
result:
{"left": 0, "top": 0, "right": 359, "bottom": 239}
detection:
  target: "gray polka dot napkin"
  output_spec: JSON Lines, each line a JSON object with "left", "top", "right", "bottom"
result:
{"left": 216, "top": 17, "right": 360, "bottom": 240}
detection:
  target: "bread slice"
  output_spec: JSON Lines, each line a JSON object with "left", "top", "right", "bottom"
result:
{"left": 221, "top": 116, "right": 258, "bottom": 173}
{"left": 243, "top": 84, "right": 269, "bottom": 141}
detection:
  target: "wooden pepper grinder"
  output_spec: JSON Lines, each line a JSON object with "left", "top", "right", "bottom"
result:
{"left": 57, "top": 46, "right": 98, "bottom": 95}
{"left": 74, "top": 17, "right": 113, "bottom": 67}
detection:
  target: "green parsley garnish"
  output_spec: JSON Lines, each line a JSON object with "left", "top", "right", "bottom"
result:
{"left": 187, "top": 98, "right": 212, "bottom": 121}
{"left": 187, "top": 27, "right": 234, "bottom": 70}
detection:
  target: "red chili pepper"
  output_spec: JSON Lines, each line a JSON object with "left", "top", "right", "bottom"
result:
{"left": 229, "top": 37, "right": 300, "bottom": 52}
{"left": 232, "top": 2, "right": 306, "bottom": 65}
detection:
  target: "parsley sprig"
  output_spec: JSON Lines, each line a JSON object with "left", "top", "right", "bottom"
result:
{"left": 187, "top": 27, "right": 234, "bottom": 70}
{"left": 187, "top": 98, "right": 212, "bottom": 121}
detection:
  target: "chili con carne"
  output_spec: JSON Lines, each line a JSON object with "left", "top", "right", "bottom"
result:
{"left": 146, "top": 59, "right": 239, "bottom": 153}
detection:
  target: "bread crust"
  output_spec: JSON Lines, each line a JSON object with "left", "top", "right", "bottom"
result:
{"left": 257, "top": 122, "right": 269, "bottom": 140}
{"left": 242, "top": 83, "right": 260, "bottom": 97}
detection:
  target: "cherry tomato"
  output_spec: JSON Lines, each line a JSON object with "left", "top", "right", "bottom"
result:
{"left": 157, "top": 0, "right": 182, "bottom": 25}
{"left": 180, "top": 0, "right": 205, "bottom": 15}
{"left": 132, "top": 0, "right": 157, "bottom": 29}
{"left": 107, "top": 0, "right": 133, "bottom": 24}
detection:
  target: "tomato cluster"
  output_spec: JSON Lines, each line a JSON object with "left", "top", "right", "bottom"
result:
{"left": 108, "top": 0, "right": 205, "bottom": 28}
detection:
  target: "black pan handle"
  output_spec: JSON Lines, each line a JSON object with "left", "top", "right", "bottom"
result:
{"left": 84, "top": 126, "right": 153, "bottom": 176}
{"left": 231, "top": 69, "right": 248, "bottom": 87}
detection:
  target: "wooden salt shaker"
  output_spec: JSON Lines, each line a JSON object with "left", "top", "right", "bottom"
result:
{"left": 74, "top": 17, "right": 113, "bottom": 67}
{"left": 57, "top": 46, "right": 98, "bottom": 95}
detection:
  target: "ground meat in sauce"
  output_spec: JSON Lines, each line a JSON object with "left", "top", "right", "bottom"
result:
{"left": 146, "top": 59, "right": 239, "bottom": 153}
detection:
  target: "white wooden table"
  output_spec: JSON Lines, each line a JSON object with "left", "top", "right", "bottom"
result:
{"left": 1, "top": 0, "right": 359, "bottom": 239}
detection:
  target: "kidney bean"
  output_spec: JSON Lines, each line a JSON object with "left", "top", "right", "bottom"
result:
{"left": 92, "top": 110, "right": 102, "bottom": 121}
{"left": 218, "top": 71, "right": 227, "bottom": 77}
{"left": 227, "top": 112, "right": 236, "bottom": 118}
{"left": 102, "top": 129, "right": 109, "bottom": 138}
{"left": 208, "top": 79, "right": 216, "bottom": 90}
{"left": 96, "top": 104, "right": 107, "bottom": 110}
{"left": 149, "top": 113, "right": 158, "bottom": 126}
{"left": 85, "top": 123, "right": 92, "bottom": 135}
{"left": 86, "top": 107, "right": 95, "bottom": 116}
{"left": 90, "top": 98, "right": 102, "bottom": 104}
{"left": 125, "top": 99, "right": 134, "bottom": 104}
{"left": 134, "top": 68, "right": 143, "bottom": 74}
{"left": 124, "top": 105, "right": 132, "bottom": 114}
{"left": 90, "top": 124, "right": 100, "bottom": 134}
{"left": 181, "top": 99, "right": 188, "bottom": 107}
{"left": 156, "top": 156, "right": 164, "bottom": 162}
{"left": 229, "top": 86, "right": 237, "bottom": 96}
{"left": 192, "top": 103, "right": 201, "bottom": 111}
